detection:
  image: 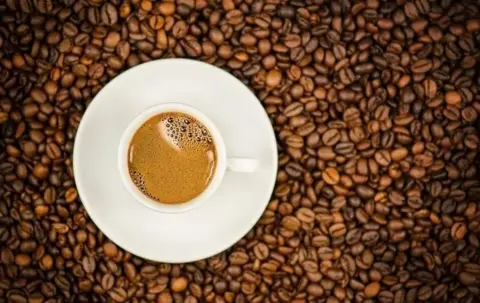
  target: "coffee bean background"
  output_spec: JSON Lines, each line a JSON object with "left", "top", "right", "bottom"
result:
{"left": 1, "top": 0, "right": 480, "bottom": 302}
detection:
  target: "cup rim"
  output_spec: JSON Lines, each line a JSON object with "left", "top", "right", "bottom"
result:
{"left": 117, "top": 102, "right": 227, "bottom": 214}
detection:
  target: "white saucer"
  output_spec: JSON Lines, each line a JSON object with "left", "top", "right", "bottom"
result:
{"left": 73, "top": 59, "right": 278, "bottom": 263}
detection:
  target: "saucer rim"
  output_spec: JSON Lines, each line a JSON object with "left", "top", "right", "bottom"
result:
{"left": 73, "top": 58, "right": 278, "bottom": 263}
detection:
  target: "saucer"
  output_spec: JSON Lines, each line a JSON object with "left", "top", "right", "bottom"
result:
{"left": 73, "top": 59, "right": 278, "bottom": 262}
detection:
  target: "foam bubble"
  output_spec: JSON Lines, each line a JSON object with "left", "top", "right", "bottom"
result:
{"left": 158, "top": 113, "right": 214, "bottom": 150}
{"left": 130, "top": 169, "right": 163, "bottom": 201}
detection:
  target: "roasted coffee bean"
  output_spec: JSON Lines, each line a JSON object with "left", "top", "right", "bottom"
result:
{"left": 365, "top": 282, "right": 381, "bottom": 298}
{"left": 101, "top": 3, "right": 118, "bottom": 26}
{"left": 109, "top": 288, "right": 127, "bottom": 302}
{"left": 296, "top": 208, "right": 315, "bottom": 224}
{"left": 318, "top": 147, "right": 336, "bottom": 160}
{"left": 101, "top": 273, "right": 115, "bottom": 290}
{"left": 322, "top": 167, "right": 340, "bottom": 185}
{"left": 411, "top": 59, "right": 432, "bottom": 73}
{"left": 0, "top": 1, "right": 479, "bottom": 302}
{"left": 278, "top": 5, "right": 295, "bottom": 19}
{"left": 391, "top": 147, "right": 408, "bottom": 161}
{"left": 322, "top": 129, "right": 340, "bottom": 146}
{"left": 171, "top": 277, "right": 188, "bottom": 292}
{"left": 458, "top": 272, "right": 478, "bottom": 286}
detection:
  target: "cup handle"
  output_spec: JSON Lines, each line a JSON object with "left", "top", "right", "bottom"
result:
{"left": 227, "top": 158, "right": 258, "bottom": 173}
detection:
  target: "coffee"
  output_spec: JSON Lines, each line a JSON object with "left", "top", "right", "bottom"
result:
{"left": 127, "top": 112, "right": 217, "bottom": 204}
{"left": 3, "top": 0, "right": 480, "bottom": 301}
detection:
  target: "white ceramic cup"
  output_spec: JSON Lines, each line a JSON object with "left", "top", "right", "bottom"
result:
{"left": 118, "top": 103, "right": 258, "bottom": 213}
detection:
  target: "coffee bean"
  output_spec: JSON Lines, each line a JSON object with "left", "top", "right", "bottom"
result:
{"left": 307, "top": 284, "right": 324, "bottom": 297}
{"left": 355, "top": 63, "right": 374, "bottom": 74}
{"left": 103, "top": 33, "right": 119, "bottom": 50}
{"left": 266, "top": 70, "right": 282, "bottom": 88}
{"left": 40, "top": 255, "right": 53, "bottom": 270}
{"left": 65, "top": 188, "right": 78, "bottom": 203}
{"left": 286, "top": 135, "right": 303, "bottom": 148}
{"left": 0, "top": 2, "right": 479, "bottom": 303}
{"left": 34, "top": 0, "right": 52, "bottom": 13}
{"left": 101, "top": 273, "right": 115, "bottom": 290}
{"left": 345, "top": 228, "right": 361, "bottom": 245}
{"left": 458, "top": 272, "right": 478, "bottom": 286}
{"left": 451, "top": 223, "right": 467, "bottom": 240}
{"left": 329, "top": 223, "right": 346, "bottom": 238}
{"left": 123, "top": 263, "right": 137, "bottom": 282}
{"left": 82, "top": 256, "right": 96, "bottom": 274}
{"left": 317, "top": 147, "right": 336, "bottom": 160}
{"left": 374, "top": 150, "right": 391, "bottom": 166}
{"left": 15, "top": 254, "right": 31, "bottom": 266}
{"left": 101, "top": 3, "right": 118, "bottom": 26}
{"left": 140, "top": 265, "right": 158, "bottom": 280}
{"left": 285, "top": 162, "right": 303, "bottom": 178}
{"left": 365, "top": 282, "right": 380, "bottom": 298}
{"left": 322, "top": 129, "right": 340, "bottom": 146}
{"left": 253, "top": 243, "right": 269, "bottom": 260}
{"left": 282, "top": 216, "right": 300, "bottom": 231}
{"left": 148, "top": 15, "right": 165, "bottom": 30}
{"left": 409, "top": 166, "right": 426, "bottom": 179}
{"left": 362, "top": 231, "right": 380, "bottom": 246}
{"left": 322, "top": 167, "right": 340, "bottom": 185}
{"left": 423, "top": 79, "right": 437, "bottom": 98}
{"left": 391, "top": 147, "right": 408, "bottom": 161}
{"left": 432, "top": 284, "right": 448, "bottom": 300}
{"left": 30, "top": 88, "right": 47, "bottom": 103}
{"left": 8, "top": 293, "right": 27, "bottom": 303}
{"left": 33, "top": 163, "right": 49, "bottom": 180}
{"left": 284, "top": 102, "right": 303, "bottom": 117}
{"left": 417, "top": 286, "right": 432, "bottom": 301}
{"left": 445, "top": 90, "right": 462, "bottom": 105}
{"left": 356, "top": 185, "right": 375, "bottom": 199}
{"left": 54, "top": 275, "right": 71, "bottom": 291}
{"left": 296, "top": 122, "right": 315, "bottom": 136}
{"left": 326, "top": 268, "right": 344, "bottom": 281}
{"left": 463, "top": 263, "right": 480, "bottom": 275}
{"left": 284, "top": 34, "right": 301, "bottom": 48}
{"left": 103, "top": 242, "right": 118, "bottom": 258}
{"left": 296, "top": 208, "right": 315, "bottom": 224}
{"left": 158, "top": 2, "right": 175, "bottom": 15}
{"left": 109, "top": 288, "right": 127, "bottom": 302}
{"left": 171, "top": 277, "right": 188, "bottom": 292}
{"left": 412, "top": 59, "right": 433, "bottom": 76}
{"left": 278, "top": 5, "right": 295, "bottom": 19}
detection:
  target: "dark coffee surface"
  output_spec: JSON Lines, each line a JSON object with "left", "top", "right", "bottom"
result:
{"left": 1, "top": 0, "right": 480, "bottom": 302}
{"left": 128, "top": 112, "right": 216, "bottom": 204}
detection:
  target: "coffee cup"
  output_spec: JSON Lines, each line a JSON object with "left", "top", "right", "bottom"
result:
{"left": 118, "top": 103, "right": 258, "bottom": 213}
